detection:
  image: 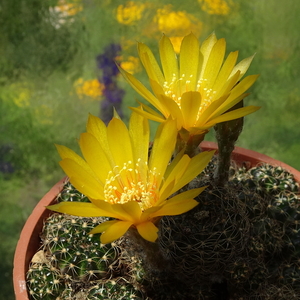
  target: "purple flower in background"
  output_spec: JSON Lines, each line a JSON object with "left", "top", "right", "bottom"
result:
{"left": 96, "top": 44, "right": 124, "bottom": 123}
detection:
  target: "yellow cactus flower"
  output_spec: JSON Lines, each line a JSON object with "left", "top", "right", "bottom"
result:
{"left": 74, "top": 78, "right": 103, "bottom": 100}
{"left": 48, "top": 112, "right": 214, "bottom": 244}
{"left": 120, "top": 32, "right": 260, "bottom": 141}
{"left": 199, "top": 0, "right": 232, "bottom": 15}
{"left": 116, "top": 1, "right": 146, "bottom": 25}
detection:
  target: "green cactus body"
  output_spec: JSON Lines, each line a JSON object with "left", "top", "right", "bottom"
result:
{"left": 27, "top": 163, "right": 300, "bottom": 300}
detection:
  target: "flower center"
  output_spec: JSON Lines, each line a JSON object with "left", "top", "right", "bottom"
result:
{"left": 104, "top": 159, "right": 159, "bottom": 211}
{"left": 163, "top": 74, "right": 216, "bottom": 121}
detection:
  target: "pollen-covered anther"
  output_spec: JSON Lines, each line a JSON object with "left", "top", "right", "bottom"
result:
{"left": 103, "top": 160, "right": 159, "bottom": 210}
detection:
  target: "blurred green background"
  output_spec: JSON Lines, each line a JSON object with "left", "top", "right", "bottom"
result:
{"left": 1, "top": 0, "right": 299, "bottom": 299}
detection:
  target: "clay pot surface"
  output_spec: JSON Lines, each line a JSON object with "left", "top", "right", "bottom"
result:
{"left": 13, "top": 142, "right": 300, "bottom": 300}
{"left": 13, "top": 177, "right": 66, "bottom": 300}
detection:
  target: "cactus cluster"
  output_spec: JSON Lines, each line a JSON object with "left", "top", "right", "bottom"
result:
{"left": 26, "top": 181, "right": 145, "bottom": 300}
{"left": 27, "top": 162, "right": 300, "bottom": 300}
{"left": 157, "top": 163, "right": 300, "bottom": 299}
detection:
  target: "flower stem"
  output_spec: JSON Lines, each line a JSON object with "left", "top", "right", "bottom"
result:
{"left": 127, "top": 227, "right": 170, "bottom": 273}
{"left": 214, "top": 100, "right": 244, "bottom": 186}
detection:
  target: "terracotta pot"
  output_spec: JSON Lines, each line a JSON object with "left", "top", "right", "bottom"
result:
{"left": 13, "top": 177, "right": 66, "bottom": 300}
{"left": 13, "top": 143, "right": 300, "bottom": 300}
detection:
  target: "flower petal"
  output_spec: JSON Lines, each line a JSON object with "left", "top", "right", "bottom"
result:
{"left": 136, "top": 222, "right": 159, "bottom": 242}
{"left": 100, "top": 220, "right": 133, "bottom": 244}
{"left": 107, "top": 117, "right": 133, "bottom": 167}
{"left": 214, "top": 74, "right": 259, "bottom": 116}
{"left": 151, "top": 197, "right": 199, "bottom": 218}
{"left": 138, "top": 42, "right": 164, "bottom": 85}
{"left": 79, "top": 132, "right": 112, "bottom": 184}
{"left": 56, "top": 144, "right": 92, "bottom": 175}
{"left": 180, "top": 91, "right": 202, "bottom": 128}
{"left": 213, "top": 51, "right": 239, "bottom": 93}
{"left": 199, "top": 32, "right": 217, "bottom": 78}
{"left": 59, "top": 159, "right": 104, "bottom": 199}
{"left": 202, "top": 37, "right": 226, "bottom": 88}
{"left": 158, "top": 94, "right": 184, "bottom": 127}
{"left": 129, "top": 112, "right": 150, "bottom": 172}
{"left": 159, "top": 154, "right": 190, "bottom": 200}
{"left": 86, "top": 114, "right": 111, "bottom": 162}
{"left": 130, "top": 106, "right": 166, "bottom": 123}
{"left": 159, "top": 35, "right": 178, "bottom": 83}
{"left": 89, "top": 220, "right": 118, "bottom": 234}
{"left": 149, "top": 118, "right": 177, "bottom": 185}
{"left": 205, "top": 105, "right": 261, "bottom": 127}
{"left": 119, "top": 67, "right": 165, "bottom": 112}
{"left": 180, "top": 33, "right": 200, "bottom": 90}
{"left": 120, "top": 201, "right": 143, "bottom": 222}
{"left": 47, "top": 202, "right": 106, "bottom": 217}
{"left": 171, "top": 150, "right": 215, "bottom": 192}
{"left": 229, "top": 54, "right": 255, "bottom": 81}
{"left": 195, "top": 95, "right": 229, "bottom": 128}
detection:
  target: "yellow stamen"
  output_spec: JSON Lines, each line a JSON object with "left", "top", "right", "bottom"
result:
{"left": 104, "top": 160, "right": 159, "bottom": 211}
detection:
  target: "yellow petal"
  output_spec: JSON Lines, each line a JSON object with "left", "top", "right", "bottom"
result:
{"left": 89, "top": 220, "right": 118, "bottom": 234}
{"left": 100, "top": 220, "right": 133, "bottom": 244}
{"left": 213, "top": 51, "right": 239, "bottom": 92}
{"left": 180, "top": 91, "right": 202, "bottom": 128}
{"left": 107, "top": 117, "right": 133, "bottom": 167}
{"left": 59, "top": 159, "right": 104, "bottom": 199}
{"left": 138, "top": 42, "right": 164, "bottom": 85}
{"left": 119, "top": 67, "right": 165, "bottom": 112}
{"left": 79, "top": 132, "right": 112, "bottom": 184}
{"left": 214, "top": 70, "right": 241, "bottom": 100}
{"left": 47, "top": 202, "right": 106, "bottom": 217}
{"left": 159, "top": 154, "right": 190, "bottom": 200}
{"left": 159, "top": 35, "right": 178, "bottom": 83}
{"left": 136, "top": 222, "right": 159, "bottom": 242}
{"left": 129, "top": 112, "right": 150, "bottom": 170}
{"left": 195, "top": 94, "right": 229, "bottom": 127}
{"left": 55, "top": 144, "right": 92, "bottom": 175}
{"left": 130, "top": 106, "right": 166, "bottom": 123}
{"left": 204, "top": 105, "right": 261, "bottom": 127}
{"left": 171, "top": 150, "right": 215, "bottom": 192}
{"left": 90, "top": 200, "right": 137, "bottom": 221}
{"left": 229, "top": 54, "right": 255, "bottom": 81}
{"left": 86, "top": 114, "right": 113, "bottom": 165}
{"left": 120, "top": 201, "right": 143, "bottom": 222}
{"left": 199, "top": 32, "right": 217, "bottom": 78}
{"left": 149, "top": 78, "right": 165, "bottom": 99}
{"left": 149, "top": 118, "right": 177, "bottom": 185}
{"left": 158, "top": 94, "right": 184, "bottom": 127}
{"left": 151, "top": 197, "right": 199, "bottom": 217}
{"left": 215, "top": 74, "right": 259, "bottom": 116}
{"left": 179, "top": 33, "right": 200, "bottom": 90}
{"left": 202, "top": 38, "right": 226, "bottom": 88}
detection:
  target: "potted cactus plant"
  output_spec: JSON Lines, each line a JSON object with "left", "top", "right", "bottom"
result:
{"left": 14, "top": 33, "right": 300, "bottom": 300}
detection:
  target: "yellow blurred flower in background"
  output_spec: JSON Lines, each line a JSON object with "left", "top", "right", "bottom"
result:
{"left": 119, "top": 56, "right": 141, "bottom": 74}
{"left": 198, "top": 0, "right": 232, "bottom": 15}
{"left": 155, "top": 5, "right": 203, "bottom": 53}
{"left": 74, "top": 78, "right": 103, "bottom": 100}
{"left": 116, "top": 1, "right": 146, "bottom": 25}
{"left": 54, "top": 0, "right": 83, "bottom": 17}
